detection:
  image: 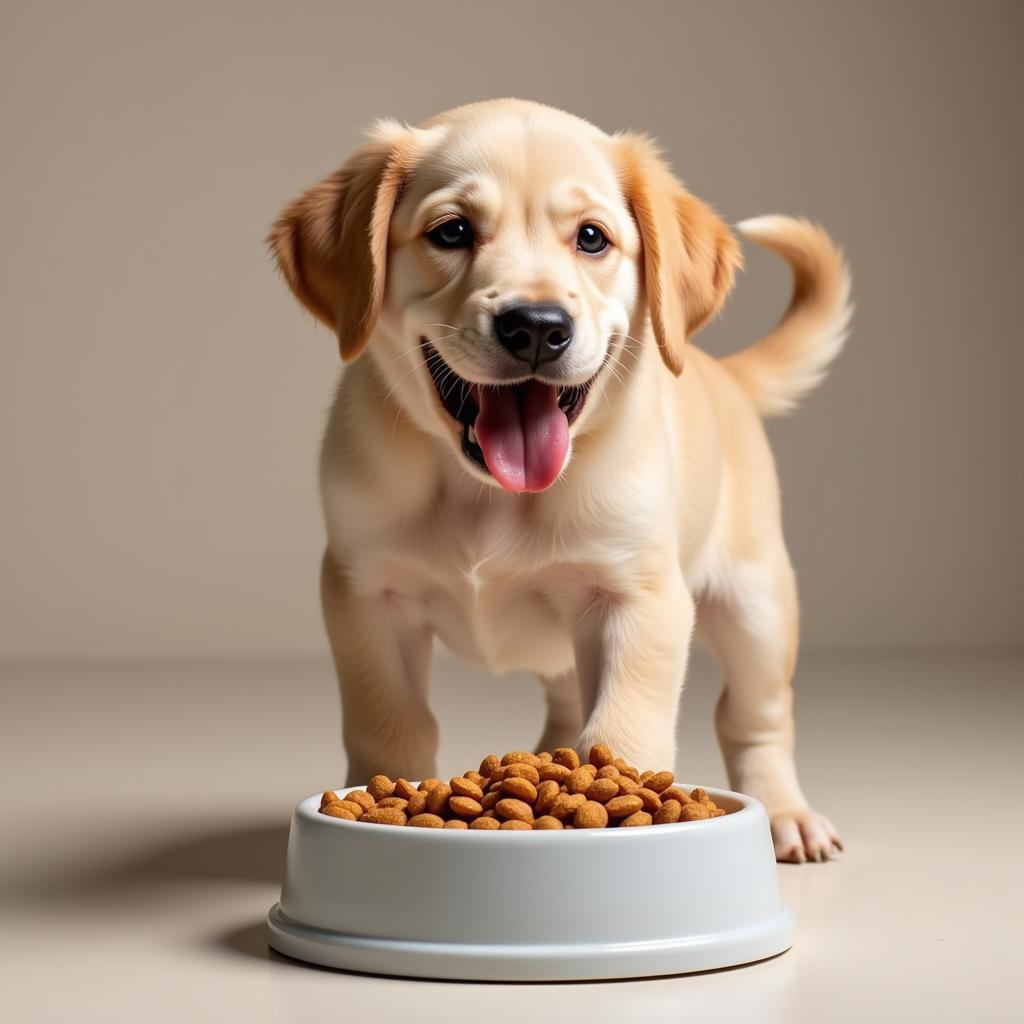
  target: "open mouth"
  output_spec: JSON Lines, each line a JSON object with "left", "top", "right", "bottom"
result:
{"left": 421, "top": 339, "right": 595, "bottom": 493}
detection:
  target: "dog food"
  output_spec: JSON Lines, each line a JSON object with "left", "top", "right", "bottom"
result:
{"left": 318, "top": 744, "right": 730, "bottom": 829}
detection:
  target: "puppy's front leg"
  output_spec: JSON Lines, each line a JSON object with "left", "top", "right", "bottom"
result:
{"left": 571, "top": 570, "right": 694, "bottom": 769}
{"left": 321, "top": 551, "right": 438, "bottom": 786}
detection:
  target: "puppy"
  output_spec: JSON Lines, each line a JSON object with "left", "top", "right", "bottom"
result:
{"left": 270, "top": 99, "right": 849, "bottom": 862}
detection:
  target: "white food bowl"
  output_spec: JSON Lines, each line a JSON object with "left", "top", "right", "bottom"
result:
{"left": 267, "top": 784, "right": 793, "bottom": 981}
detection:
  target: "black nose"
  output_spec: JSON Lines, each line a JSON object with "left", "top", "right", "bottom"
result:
{"left": 493, "top": 304, "right": 574, "bottom": 367}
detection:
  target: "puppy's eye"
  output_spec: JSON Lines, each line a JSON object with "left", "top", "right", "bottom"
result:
{"left": 426, "top": 218, "right": 474, "bottom": 250}
{"left": 577, "top": 223, "right": 610, "bottom": 254}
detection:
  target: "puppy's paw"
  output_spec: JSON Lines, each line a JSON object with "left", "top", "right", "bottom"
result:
{"left": 770, "top": 807, "right": 843, "bottom": 864}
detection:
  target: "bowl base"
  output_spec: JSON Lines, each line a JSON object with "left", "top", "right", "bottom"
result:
{"left": 267, "top": 903, "right": 794, "bottom": 981}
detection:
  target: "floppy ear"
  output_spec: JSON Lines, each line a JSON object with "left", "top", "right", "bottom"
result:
{"left": 617, "top": 134, "right": 741, "bottom": 375}
{"left": 268, "top": 121, "right": 415, "bottom": 361}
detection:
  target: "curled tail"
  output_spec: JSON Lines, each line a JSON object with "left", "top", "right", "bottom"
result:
{"left": 723, "top": 215, "right": 852, "bottom": 417}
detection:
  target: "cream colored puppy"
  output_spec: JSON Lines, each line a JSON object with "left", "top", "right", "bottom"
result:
{"left": 270, "top": 99, "right": 849, "bottom": 862}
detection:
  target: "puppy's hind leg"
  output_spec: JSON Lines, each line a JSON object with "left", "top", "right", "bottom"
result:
{"left": 535, "top": 669, "right": 584, "bottom": 754}
{"left": 321, "top": 551, "right": 439, "bottom": 787}
{"left": 697, "top": 551, "right": 843, "bottom": 863}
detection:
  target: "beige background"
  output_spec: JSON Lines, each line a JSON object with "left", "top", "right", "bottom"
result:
{"left": 1, "top": 0, "right": 1021, "bottom": 660}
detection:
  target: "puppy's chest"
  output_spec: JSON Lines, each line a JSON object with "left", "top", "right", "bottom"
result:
{"left": 365, "top": 512, "right": 577, "bottom": 676}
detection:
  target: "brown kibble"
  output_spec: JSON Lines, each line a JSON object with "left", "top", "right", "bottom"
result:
{"left": 550, "top": 792, "right": 587, "bottom": 820}
{"left": 654, "top": 799, "right": 682, "bottom": 824}
{"left": 588, "top": 743, "right": 615, "bottom": 769}
{"left": 713, "top": 808, "right": 727, "bottom": 817}
{"left": 425, "top": 783, "right": 452, "bottom": 817}
{"left": 538, "top": 762, "right": 571, "bottom": 785}
{"left": 320, "top": 790, "right": 341, "bottom": 809}
{"left": 612, "top": 757, "right": 630, "bottom": 773}
{"left": 620, "top": 766, "right": 641, "bottom": 783}
{"left": 376, "top": 796, "right": 408, "bottom": 810}
{"left": 359, "top": 806, "right": 406, "bottom": 826}
{"left": 496, "top": 797, "right": 535, "bottom": 823}
{"left": 646, "top": 771, "right": 674, "bottom": 793}
{"left": 405, "top": 790, "right": 427, "bottom": 816}
{"left": 501, "top": 750, "right": 542, "bottom": 768}
{"left": 394, "top": 778, "right": 418, "bottom": 800}
{"left": 417, "top": 777, "right": 443, "bottom": 793}
{"left": 321, "top": 803, "right": 356, "bottom": 820}
{"left": 639, "top": 770, "right": 654, "bottom": 785}
{"left": 574, "top": 800, "right": 610, "bottom": 829}
{"left": 367, "top": 775, "right": 395, "bottom": 801}
{"left": 500, "top": 819, "right": 532, "bottom": 830}
{"left": 585, "top": 777, "right": 620, "bottom": 804}
{"left": 333, "top": 799, "right": 366, "bottom": 817}
{"left": 534, "top": 780, "right": 561, "bottom": 816}
{"left": 620, "top": 810, "right": 653, "bottom": 827}
{"left": 690, "top": 787, "right": 711, "bottom": 804}
{"left": 636, "top": 788, "right": 662, "bottom": 813}
{"left": 470, "top": 816, "right": 501, "bottom": 829}
{"left": 450, "top": 776, "right": 484, "bottom": 800}
{"left": 615, "top": 776, "right": 640, "bottom": 795}
{"left": 407, "top": 813, "right": 445, "bottom": 828}
{"left": 465, "top": 770, "right": 487, "bottom": 787}
{"left": 596, "top": 764, "right": 620, "bottom": 780}
{"left": 680, "top": 802, "right": 711, "bottom": 821}
{"left": 479, "top": 755, "right": 501, "bottom": 778}
{"left": 481, "top": 790, "right": 500, "bottom": 811}
{"left": 503, "top": 763, "right": 541, "bottom": 785}
{"left": 444, "top": 818, "right": 469, "bottom": 829}
{"left": 533, "top": 815, "right": 564, "bottom": 830}
{"left": 569, "top": 767, "right": 595, "bottom": 794}
{"left": 551, "top": 747, "right": 580, "bottom": 771}
{"left": 501, "top": 776, "right": 538, "bottom": 802}
{"left": 605, "top": 794, "right": 643, "bottom": 818}
{"left": 344, "top": 790, "right": 375, "bottom": 811}
{"left": 449, "top": 795, "right": 484, "bottom": 818}
{"left": 659, "top": 786, "right": 692, "bottom": 805}
{"left": 537, "top": 751, "right": 553, "bottom": 762}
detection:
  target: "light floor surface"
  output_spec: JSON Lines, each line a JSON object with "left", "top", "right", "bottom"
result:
{"left": 1, "top": 651, "right": 1021, "bottom": 1023}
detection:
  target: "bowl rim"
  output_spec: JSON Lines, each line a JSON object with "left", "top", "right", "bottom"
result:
{"left": 300, "top": 783, "right": 763, "bottom": 840}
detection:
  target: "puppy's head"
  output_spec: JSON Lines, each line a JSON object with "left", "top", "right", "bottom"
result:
{"left": 270, "top": 100, "right": 739, "bottom": 493}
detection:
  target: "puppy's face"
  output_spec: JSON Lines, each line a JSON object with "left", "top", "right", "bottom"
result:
{"left": 271, "top": 100, "right": 739, "bottom": 493}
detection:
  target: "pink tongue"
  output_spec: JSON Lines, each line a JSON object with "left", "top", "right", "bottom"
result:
{"left": 475, "top": 382, "right": 569, "bottom": 493}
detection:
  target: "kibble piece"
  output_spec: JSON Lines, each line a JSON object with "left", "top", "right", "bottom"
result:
{"left": 405, "top": 790, "right": 428, "bottom": 816}
{"left": 367, "top": 775, "right": 396, "bottom": 802}
{"left": 589, "top": 743, "right": 615, "bottom": 769}
{"left": 620, "top": 810, "right": 653, "bottom": 827}
{"left": 533, "top": 815, "right": 564, "bottom": 830}
{"left": 321, "top": 803, "right": 356, "bottom": 820}
{"left": 680, "top": 802, "right": 711, "bottom": 821}
{"left": 407, "top": 813, "right": 445, "bottom": 828}
{"left": 470, "top": 816, "right": 501, "bottom": 829}
{"left": 394, "top": 778, "right": 418, "bottom": 800}
{"left": 615, "top": 776, "right": 640, "bottom": 796}
{"left": 501, "top": 777, "right": 538, "bottom": 803}
{"left": 596, "top": 764, "right": 620, "bottom": 780}
{"left": 465, "top": 770, "right": 487, "bottom": 787}
{"left": 712, "top": 808, "right": 727, "bottom": 817}
{"left": 550, "top": 792, "right": 587, "bottom": 820}
{"left": 425, "top": 783, "right": 453, "bottom": 817}
{"left": 344, "top": 790, "right": 375, "bottom": 811}
{"left": 417, "top": 777, "right": 443, "bottom": 793}
{"left": 479, "top": 754, "right": 501, "bottom": 778}
{"left": 359, "top": 807, "right": 407, "bottom": 826}
{"left": 320, "top": 790, "right": 341, "bottom": 809}
{"left": 503, "top": 763, "right": 541, "bottom": 785}
{"left": 637, "top": 788, "right": 663, "bottom": 813}
{"left": 574, "top": 800, "right": 610, "bottom": 829}
{"left": 659, "top": 786, "right": 692, "bottom": 805}
{"left": 690, "top": 787, "right": 711, "bottom": 804}
{"left": 376, "top": 796, "right": 408, "bottom": 810}
{"left": 605, "top": 794, "right": 644, "bottom": 818}
{"left": 480, "top": 790, "right": 500, "bottom": 811}
{"left": 335, "top": 799, "right": 369, "bottom": 818}
{"left": 569, "top": 767, "right": 595, "bottom": 794}
{"left": 500, "top": 819, "right": 532, "bottom": 830}
{"left": 538, "top": 762, "right": 571, "bottom": 785}
{"left": 640, "top": 770, "right": 654, "bottom": 785}
{"left": 534, "top": 779, "right": 561, "bottom": 816}
{"left": 551, "top": 747, "right": 580, "bottom": 771}
{"left": 585, "top": 777, "right": 619, "bottom": 804}
{"left": 646, "top": 771, "right": 674, "bottom": 794}
{"left": 620, "top": 766, "right": 641, "bottom": 783}
{"left": 449, "top": 795, "right": 484, "bottom": 818}
{"left": 444, "top": 818, "right": 469, "bottom": 829}
{"left": 501, "top": 750, "right": 541, "bottom": 769}
{"left": 450, "top": 776, "right": 484, "bottom": 800}
{"left": 495, "top": 797, "right": 534, "bottom": 823}
{"left": 537, "top": 751, "right": 553, "bottom": 762}
{"left": 654, "top": 799, "right": 682, "bottom": 824}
